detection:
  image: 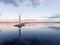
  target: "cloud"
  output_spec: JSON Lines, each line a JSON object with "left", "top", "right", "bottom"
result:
{"left": 30, "top": 0, "right": 41, "bottom": 7}
{"left": 36, "top": 0, "right": 44, "bottom": 3}
{"left": 0, "top": 0, "right": 19, "bottom": 7}
{"left": 48, "top": 14, "right": 60, "bottom": 18}
{"left": 0, "top": 0, "right": 44, "bottom": 7}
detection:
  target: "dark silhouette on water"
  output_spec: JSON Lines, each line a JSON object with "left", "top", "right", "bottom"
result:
{"left": 14, "top": 14, "right": 25, "bottom": 27}
{"left": 14, "top": 14, "right": 25, "bottom": 38}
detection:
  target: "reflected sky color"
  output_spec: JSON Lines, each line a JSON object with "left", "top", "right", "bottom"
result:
{"left": 0, "top": 23, "right": 60, "bottom": 45}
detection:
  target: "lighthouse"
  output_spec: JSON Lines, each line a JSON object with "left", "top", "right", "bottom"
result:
{"left": 14, "top": 14, "right": 25, "bottom": 27}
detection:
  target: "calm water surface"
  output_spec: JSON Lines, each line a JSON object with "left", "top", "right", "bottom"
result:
{"left": 0, "top": 23, "right": 60, "bottom": 45}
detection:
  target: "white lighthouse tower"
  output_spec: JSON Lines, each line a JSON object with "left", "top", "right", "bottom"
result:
{"left": 14, "top": 14, "right": 25, "bottom": 27}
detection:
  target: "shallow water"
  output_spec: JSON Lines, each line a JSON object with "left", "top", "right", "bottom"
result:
{"left": 0, "top": 23, "right": 60, "bottom": 45}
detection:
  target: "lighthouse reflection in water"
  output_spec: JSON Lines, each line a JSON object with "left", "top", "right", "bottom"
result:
{"left": 19, "top": 27, "right": 21, "bottom": 38}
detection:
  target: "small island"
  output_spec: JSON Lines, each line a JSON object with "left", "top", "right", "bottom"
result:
{"left": 14, "top": 14, "right": 25, "bottom": 27}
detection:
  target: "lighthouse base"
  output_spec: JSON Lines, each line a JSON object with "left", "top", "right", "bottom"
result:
{"left": 14, "top": 24, "right": 25, "bottom": 27}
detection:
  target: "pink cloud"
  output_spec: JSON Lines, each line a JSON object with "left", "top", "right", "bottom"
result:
{"left": 36, "top": 0, "right": 44, "bottom": 3}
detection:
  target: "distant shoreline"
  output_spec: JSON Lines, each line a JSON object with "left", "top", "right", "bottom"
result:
{"left": 0, "top": 22, "right": 60, "bottom": 23}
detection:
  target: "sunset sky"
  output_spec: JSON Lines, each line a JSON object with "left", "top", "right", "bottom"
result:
{"left": 0, "top": 0, "right": 60, "bottom": 20}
